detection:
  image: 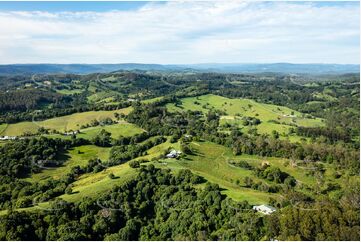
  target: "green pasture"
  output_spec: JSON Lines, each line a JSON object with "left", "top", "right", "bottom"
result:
{"left": 0, "top": 107, "right": 132, "bottom": 136}
{"left": 28, "top": 145, "right": 111, "bottom": 182}
{"left": 166, "top": 94, "right": 324, "bottom": 137}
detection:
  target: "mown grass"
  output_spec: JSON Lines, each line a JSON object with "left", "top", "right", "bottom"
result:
{"left": 55, "top": 136, "right": 177, "bottom": 202}
{"left": 32, "top": 140, "right": 324, "bottom": 205}
{"left": 46, "top": 122, "right": 145, "bottom": 140}
{"left": 77, "top": 122, "right": 144, "bottom": 140}
{"left": 55, "top": 89, "right": 83, "bottom": 95}
{"left": 156, "top": 141, "right": 280, "bottom": 204}
{"left": 2, "top": 138, "right": 349, "bottom": 216}
{"left": 28, "top": 145, "right": 111, "bottom": 182}
{"left": 60, "top": 163, "right": 135, "bottom": 202}
{"left": 87, "top": 91, "right": 119, "bottom": 103}
{"left": 141, "top": 96, "right": 164, "bottom": 104}
{"left": 166, "top": 94, "right": 324, "bottom": 137}
{"left": 1, "top": 107, "right": 132, "bottom": 136}
{"left": 0, "top": 123, "right": 8, "bottom": 135}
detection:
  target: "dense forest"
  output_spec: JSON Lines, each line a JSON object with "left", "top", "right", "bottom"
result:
{"left": 0, "top": 166, "right": 358, "bottom": 241}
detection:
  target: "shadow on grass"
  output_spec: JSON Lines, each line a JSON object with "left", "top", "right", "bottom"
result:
{"left": 110, "top": 176, "right": 120, "bottom": 179}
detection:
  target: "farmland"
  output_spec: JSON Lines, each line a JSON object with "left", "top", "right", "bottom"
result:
{"left": 166, "top": 94, "right": 324, "bottom": 138}
{"left": 0, "top": 70, "right": 359, "bottom": 241}
{"left": 0, "top": 107, "right": 132, "bottom": 136}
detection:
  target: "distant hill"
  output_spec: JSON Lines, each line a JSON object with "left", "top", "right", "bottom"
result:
{"left": 0, "top": 63, "right": 358, "bottom": 75}
{"left": 182, "top": 63, "right": 360, "bottom": 74}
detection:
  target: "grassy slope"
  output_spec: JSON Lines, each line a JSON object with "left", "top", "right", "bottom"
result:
{"left": 166, "top": 94, "right": 324, "bottom": 137}
{"left": 77, "top": 122, "right": 144, "bottom": 140}
{"left": 27, "top": 140, "right": 328, "bottom": 204}
{"left": 60, "top": 137, "right": 176, "bottom": 202}
{"left": 3, "top": 139, "right": 350, "bottom": 215}
{"left": 1, "top": 107, "right": 132, "bottom": 136}
{"left": 0, "top": 123, "right": 7, "bottom": 135}
{"left": 156, "top": 141, "right": 276, "bottom": 204}
{"left": 28, "top": 145, "right": 111, "bottom": 182}
{"left": 45, "top": 122, "right": 144, "bottom": 140}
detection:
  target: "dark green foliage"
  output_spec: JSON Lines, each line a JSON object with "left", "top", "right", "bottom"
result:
{"left": 0, "top": 89, "right": 67, "bottom": 113}
{"left": 129, "top": 160, "right": 140, "bottom": 168}
{"left": 110, "top": 136, "right": 166, "bottom": 165}
{"left": 0, "top": 137, "right": 89, "bottom": 209}
{"left": 0, "top": 166, "right": 358, "bottom": 241}
{"left": 254, "top": 165, "right": 295, "bottom": 185}
{"left": 229, "top": 160, "right": 253, "bottom": 170}
{"left": 0, "top": 167, "right": 263, "bottom": 241}
{"left": 92, "top": 129, "right": 112, "bottom": 147}
{"left": 242, "top": 116, "right": 261, "bottom": 126}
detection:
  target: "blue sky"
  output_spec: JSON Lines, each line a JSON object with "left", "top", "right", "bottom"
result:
{"left": 0, "top": 1, "right": 359, "bottom": 64}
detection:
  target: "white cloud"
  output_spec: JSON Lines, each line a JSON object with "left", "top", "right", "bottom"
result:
{"left": 0, "top": 1, "right": 359, "bottom": 64}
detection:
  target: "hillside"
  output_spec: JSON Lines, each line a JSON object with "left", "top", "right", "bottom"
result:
{"left": 0, "top": 70, "right": 358, "bottom": 241}
{"left": 166, "top": 94, "right": 324, "bottom": 141}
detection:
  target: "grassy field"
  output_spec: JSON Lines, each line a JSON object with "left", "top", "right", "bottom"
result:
{"left": 2, "top": 138, "right": 350, "bottom": 216}
{"left": 77, "top": 122, "right": 144, "bottom": 139}
{"left": 166, "top": 94, "right": 324, "bottom": 137}
{"left": 56, "top": 137, "right": 177, "bottom": 202}
{"left": 60, "top": 162, "right": 135, "bottom": 202}
{"left": 155, "top": 141, "right": 280, "bottom": 204}
{"left": 30, "top": 139, "right": 328, "bottom": 205}
{"left": 28, "top": 145, "right": 111, "bottom": 182}
{"left": 87, "top": 91, "right": 120, "bottom": 103}
{"left": 141, "top": 96, "right": 164, "bottom": 104}
{"left": 55, "top": 89, "right": 83, "bottom": 95}
{"left": 0, "top": 123, "right": 7, "bottom": 135}
{"left": 45, "top": 122, "right": 144, "bottom": 140}
{"left": 0, "top": 107, "right": 132, "bottom": 136}
{"left": 152, "top": 141, "right": 344, "bottom": 204}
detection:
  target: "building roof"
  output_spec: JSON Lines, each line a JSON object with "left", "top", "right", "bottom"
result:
{"left": 253, "top": 204, "right": 276, "bottom": 211}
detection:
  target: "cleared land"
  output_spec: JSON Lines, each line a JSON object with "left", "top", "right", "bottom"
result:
{"left": 166, "top": 94, "right": 324, "bottom": 137}
{"left": 45, "top": 122, "right": 144, "bottom": 140}
{"left": 5, "top": 138, "right": 349, "bottom": 214}
{"left": 29, "top": 145, "right": 111, "bottom": 182}
{"left": 0, "top": 107, "right": 132, "bottom": 136}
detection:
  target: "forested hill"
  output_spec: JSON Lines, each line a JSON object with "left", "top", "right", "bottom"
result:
{"left": 0, "top": 63, "right": 359, "bottom": 75}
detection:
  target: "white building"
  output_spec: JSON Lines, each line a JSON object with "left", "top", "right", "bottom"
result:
{"left": 63, "top": 131, "right": 78, "bottom": 136}
{"left": 166, "top": 149, "right": 182, "bottom": 158}
{"left": 253, "top": 205, "right": 276, "bottom": 215}
{"left": 0, "top": 136, "right": 16, "bottom": 140}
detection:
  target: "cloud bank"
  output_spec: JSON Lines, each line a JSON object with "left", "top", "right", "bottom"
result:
{"left": 0, "top": 1, "right": 359, "bottom": 64}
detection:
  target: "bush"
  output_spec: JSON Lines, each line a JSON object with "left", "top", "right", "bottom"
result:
{"left": 129, "top": 160, "right": 140, "bottom": 168}
{"left": 15, "top": 197, "right": 32, "bottom": 208}
{"left": 65, "top": 186, "right": 73, "bottom": 195}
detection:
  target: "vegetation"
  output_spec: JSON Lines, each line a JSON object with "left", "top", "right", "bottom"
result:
{"left": 0, "top": 70, "right": 359, "bottom": 240}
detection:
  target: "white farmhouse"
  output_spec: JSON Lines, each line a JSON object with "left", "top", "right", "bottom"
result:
{"left": 166, "top": 149, "right": 182, "bottom": 158}
{"left": 253, "top": 205, "right": 276, "bottom": 215}
{"left": 63, "top": 131, "right": 78, "bottom": 136}
{"left": 0, "top": 136, "right": 16, "bottom": 140}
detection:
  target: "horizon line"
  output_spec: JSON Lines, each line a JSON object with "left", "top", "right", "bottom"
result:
{"left": 0, "top": 62, "right": 359, "bottom": 66}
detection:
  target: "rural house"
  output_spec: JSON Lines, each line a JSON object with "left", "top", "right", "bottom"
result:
{"left": 166, "top": 149, "right": 182, "bottom": 158}
{"left": 253, "top": 205, "right": 277, "bottom": 215}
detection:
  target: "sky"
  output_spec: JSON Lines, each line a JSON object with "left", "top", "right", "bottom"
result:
{"left": 0, "top": 1, "right": 359, "bottom": 64}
